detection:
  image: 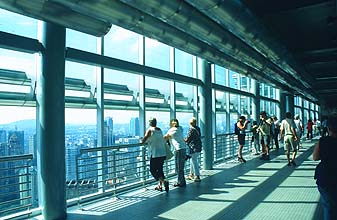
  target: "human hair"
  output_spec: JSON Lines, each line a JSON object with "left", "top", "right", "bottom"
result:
{"left": 239, "top": 116, "right": 246, "bottom": 120}
{"left": 285, "top": 112, "right": 292, "bottom": 119}
{"left": 170, "top": 118, "right": 179, "bottom": 127}
{"left": 189, "top": 117, "right": 197, "bottom": 126}
{"left": 149, "top": 118, "right": 157, "bottom": 127}
{"left": 260, "top": 111, "right": 266, "bottom": 116}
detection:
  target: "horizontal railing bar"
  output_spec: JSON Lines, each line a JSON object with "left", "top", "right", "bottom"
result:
{"left": 80, "top": 143, "right": 145, "bottom": 154}
{"left": 0, "top": 154, "right": 33, "bottom": 163}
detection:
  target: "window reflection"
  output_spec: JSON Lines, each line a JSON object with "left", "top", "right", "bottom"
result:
{"left": 214, "top": 65, "right": 227, "bottom": 86}
{"left": 66, "top": 29, "right": 98, "bottom": 54}
{"left": 104, "top": 25, "right": 140, "bottom": 63}
{"left": 0, "top": 9, "right": 38, "bottom": 39}
{"left": 174, "top": 49, "right": 193, "bottom": 77}
{"left": 145, "top": 38, "right": 170, "bottom": 71}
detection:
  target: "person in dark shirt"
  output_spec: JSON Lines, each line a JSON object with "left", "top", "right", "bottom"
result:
{"left": 185, "top": 117, "right": 202, "bottom": 182}
{"left": 313, "top": 114, "right": 337, "bottom": 220}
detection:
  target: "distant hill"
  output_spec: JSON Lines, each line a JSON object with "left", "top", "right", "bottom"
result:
{"left": 4, "top": 119, "right": 36, "bottom": 130}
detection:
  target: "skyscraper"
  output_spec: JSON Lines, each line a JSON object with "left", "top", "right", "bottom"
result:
{"left": 104, "top": 117, "right": 114, "bottom": 146}
{"left": 129, "top": 117, "right": 140, "bottom": 137}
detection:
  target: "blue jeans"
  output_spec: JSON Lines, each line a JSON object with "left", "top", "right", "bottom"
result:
{"left": 318, "top": 185, "right": 337, "bottom": 220}
{"left": 175, "top": 149, "right": 186, "bottom": 185}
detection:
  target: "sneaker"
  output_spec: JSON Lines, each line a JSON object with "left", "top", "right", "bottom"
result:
{"left": 194, "top": 177, "right": 201, "bottom": 182}
{"left": 291, "top": 160, "right": 297, "bottom": 166}
{"left": 164, "top": 180, "right": 169, "bottom": 192}
{"left": 287, "top": 162, "right": 291, "bottom": 166}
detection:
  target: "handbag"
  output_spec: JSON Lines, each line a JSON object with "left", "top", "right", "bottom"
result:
{"left": 165, "top": 142, "right": 174, "bottom": 160}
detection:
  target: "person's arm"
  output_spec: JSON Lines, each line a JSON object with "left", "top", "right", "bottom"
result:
{"left": 164, "top": 129, "right": 172, "bottom": 140}
{"left": 184, "top": 127, "right": 192, "bottom": 142}
{"left": 291, "top": 127, "right": 298, "bottom": 141}
{"left": 141, "top": 128, "right": 151, "bottom": 144}
{"left": 312, "top": 142, "right": 320, "bottom": 161}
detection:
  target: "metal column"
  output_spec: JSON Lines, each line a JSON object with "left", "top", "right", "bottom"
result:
{"left": 37, "top": 22, "right": 66, "bottom": 219}
{"left": 198, "top": 58, "right": 213, "bottom": 170}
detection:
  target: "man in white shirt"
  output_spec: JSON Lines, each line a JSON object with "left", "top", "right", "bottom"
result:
{"left": 280, "top": 112, "right": 298, "bottom": 166}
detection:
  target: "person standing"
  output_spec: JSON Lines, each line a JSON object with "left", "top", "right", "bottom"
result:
{"left": 279, "top": 112, "right": 298, "bottom": 166}
{"left": 251, "top": 121, "right": 260, "bottom": 155}
{"left": 141, "top": 118, "right": 169, "bottom": 192}
{"left": 313, "top": 114, "right": 337, "bottom": 220}
{"left": 258, "top": 111, "right": 272, "bottom": 160}
{"left": 294, "top": 115, "right": 304, "bottom": 148}
{"left": 321, "top": 117, "right": 328, "bottom": 137}
{"left": 236, "top": 116, "right": 250, "bottom": 162}
{"left": 307, "top": 119, "right": 314, "bottom": 140}
{"left": 185, "top": 117, "right": 202, "bottom": 182}
{"left": 164, "top": 119, "right": 187, "bottom": 187}
{"left": 272, "top": 116, "right": 280, "bottom": 149}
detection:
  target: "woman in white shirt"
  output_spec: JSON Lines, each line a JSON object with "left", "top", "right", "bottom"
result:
{"left": 164, "top": 119, "right": 187, "bottom": 187}
{"left": 142, "top": 118, "right": 169, "bottom": 192}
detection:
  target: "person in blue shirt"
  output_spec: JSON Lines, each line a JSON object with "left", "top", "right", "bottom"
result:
{"left": 313, "top": 114, "right": 337, "bottom": 220}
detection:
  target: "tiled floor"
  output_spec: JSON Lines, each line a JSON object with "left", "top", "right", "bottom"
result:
{"left": 52, "top": 140, "right": 324, "bottom": 220}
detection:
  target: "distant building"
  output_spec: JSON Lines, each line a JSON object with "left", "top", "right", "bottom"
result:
{"left": 129, "top": 117, "right": 140, "bottom": 137}
{"left": 104, "top": 117, "right": 114, "bottom": 146}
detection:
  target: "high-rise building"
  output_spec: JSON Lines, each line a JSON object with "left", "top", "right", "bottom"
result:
{"left": 104, "top": 117, "right": 114, "bottom": 146}
{"left": 129, "top": 117, "right": 140, "bottom": 137}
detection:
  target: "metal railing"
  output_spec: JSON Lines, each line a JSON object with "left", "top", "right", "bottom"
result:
{"left": 0, "top": 154, "right": 33, "bottom": 219}
{"left": 0, "top": 133, "right": 254, "bottom": 218}
{"left": 72, "top": 133, "right": 250, "bottom": 207}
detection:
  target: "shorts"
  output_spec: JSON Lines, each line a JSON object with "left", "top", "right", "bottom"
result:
{"left": 260, "top": 135, "right": 271, "bottom": 146}
{"left": 283, "top": 135, "right": 297, "bottom": 151}
{"left": 238, "top": 134, "right": 246, "bottom": 145}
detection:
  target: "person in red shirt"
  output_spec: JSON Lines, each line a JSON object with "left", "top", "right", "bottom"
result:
{"left": 307, "top": 119, "right": 313, "bottom": 140}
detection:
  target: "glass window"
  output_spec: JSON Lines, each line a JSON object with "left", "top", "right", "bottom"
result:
{"left": 0, "top": 106, "right": 38, "bottom": 209}
{"left": 104, "top": 25, "right": 140, "bottom": 63}
{"left": 229, "top": 94, "right": 238, "bottom": 114}
{"left": 104, "top": 69, "right": 138, "bottom": 104}
{"left": 145, "top": 38, "right": 170, "bottom": 71}
{"left": 228, "top": 70, "right": 238, "bottom": 89}
{"left": 145, "top": 111, "right": 170, "bottom": 134}
{"left": 176, "top": 112, "right": 193, "bottom": 137}
{"left": 240, "top": 76, "right": 250, "bottom": 92}
{"left": 239, "top": 95, "right": 252, "bottom": 117}
{"left": 215, "top": 90, "right": 227, "bottom": 134}
{"left": 66, "top": 29, "right": 98, "bottom": 54}
{"left": 0, "top": 49, "right": 37, "bottom": 80}
{"left": 175, "top": 83, "right": 194, "bottom": 111}
{"left": 214, "top": 65, "right": 226, "bottom": 86}
{"left": 0, "top": 9, "right": 38, "bottom": 39}
{"left": 145, "top": 77, "right": 169, "bottom": 106}
{"left": 174, "top": 49, "right": 193, "bottom": 77}
{"left": 104, "top": 110, "right": 140, "bottom": 141}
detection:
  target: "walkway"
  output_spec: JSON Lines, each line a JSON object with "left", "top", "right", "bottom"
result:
{"left": 42, "top": 140, "right": 323, "bottom": 220}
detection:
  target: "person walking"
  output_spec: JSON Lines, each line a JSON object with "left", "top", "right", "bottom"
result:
{"left": 185, "top": 117, "right": 202, "bottom": 182}
{"left": 258, "top": 111, "right": 272, "bottom": 160}
{"left": 279, "top": 112, "right": 298, "bottom": 166}
{"left": 164, "top": 119, "right": 187, "bottom": 187}
{"left": 313, "top": 114, "right": 337, "bottom": 220}
{"left": 236, "top": 116, "right": 250, "bottom": 162}
{"left": 141, "top": 118, "right": 169, "bottom": 192}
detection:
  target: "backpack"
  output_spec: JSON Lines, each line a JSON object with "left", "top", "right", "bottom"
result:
{"left": 234, "top": 122, "right": 240, "bottom": 135}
